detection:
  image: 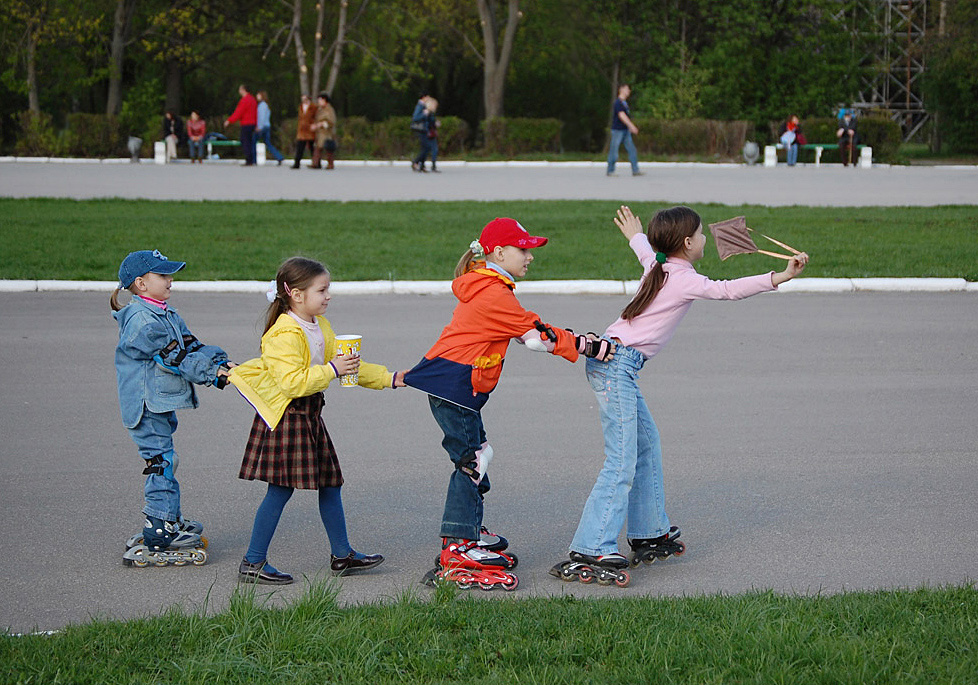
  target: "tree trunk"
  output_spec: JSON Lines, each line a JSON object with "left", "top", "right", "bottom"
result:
{"left": 323, "top": 0, "right": 350, "bottom": 97}
{"left": 311, "top": 0, "right": 326, "bottom": 95}
{"left": 476, "top": 0, "right": 520, "bottom": 119}
{"left": 27, "top": 29, "right": 40, "bottom": 114}
{"left": 164, "top": 58, "right": 182, "bottom": 113}
{"left": 106, "top": 0, "right": 136, "bottom": 116}
{"left": 290, "top": 0, "right": 310, "bottom": 97}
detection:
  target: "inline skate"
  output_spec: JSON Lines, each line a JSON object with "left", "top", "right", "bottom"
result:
{"left": 549, "top": 551, "right": 631, "bottom": 587}
{"left": 422, "top": 538, "right": 519, "bottom": 591}
{"left": 122, "top": 516, "right": 208, "bottom": 567}
{"left": 125, "top": 516, "right": 207, "bottom": 551}
{"left": 628, "top": 526, "right": 685, "bottom": 567}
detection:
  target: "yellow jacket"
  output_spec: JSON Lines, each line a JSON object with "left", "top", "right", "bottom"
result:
{"left": 229, "top": 314, "right": 393, "bottom": 430}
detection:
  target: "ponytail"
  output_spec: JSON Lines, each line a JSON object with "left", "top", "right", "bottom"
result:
{"left": 620, "top": 205, "right": 702, "bottom": 321}
{"left": 110, "top": 287, "right": 127, "bottom": 311}
{"left": 454, "top": 249, "right": 482, "bottom": 278}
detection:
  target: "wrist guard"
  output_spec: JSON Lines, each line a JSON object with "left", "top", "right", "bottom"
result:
{"left": 533, "top": 319, "right": 557, "bottom": 342}
{"left": 214, "top": 362, "right": 232, "bottom": 389}
{"left": 575, "top": 334, "right": 613, "bottom": 361}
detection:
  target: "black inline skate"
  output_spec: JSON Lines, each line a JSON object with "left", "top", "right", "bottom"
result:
{"left": 628, "top": 526, "right": 685, "bottom": 567}
{"left": 124, "top": 516, "right": 206, "bottom": 551}
{"left": 549, "top": 551, "right": 631, "bottom": 587}
{"left": 122, "top": 516, "right": 208, "bottom": 567}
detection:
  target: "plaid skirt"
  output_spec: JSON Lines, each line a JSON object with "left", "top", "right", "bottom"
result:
{"left": 239, "top": 393, "right": 343, "bottom": 489}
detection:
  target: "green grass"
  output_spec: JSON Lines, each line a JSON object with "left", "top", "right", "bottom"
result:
{"left": 2, "top": 581, "right": 976, "bottom": 684}
{"left": 2, "top": 199, "right": 977, "bottom": 282}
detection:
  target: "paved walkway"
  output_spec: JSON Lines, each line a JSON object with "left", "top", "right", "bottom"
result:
{"left": 1, "top": 159, "right": 976, "bottom": 634}
{"left": 2, "top": 158, "right": 977, "bottom": 205}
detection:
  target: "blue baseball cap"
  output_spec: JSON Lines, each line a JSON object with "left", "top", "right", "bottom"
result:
{"left": 118, "top": 250, "right": 185, "bottom": 288}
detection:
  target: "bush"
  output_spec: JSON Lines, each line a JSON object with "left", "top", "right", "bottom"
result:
{"left": 481, "top": 117, "right": 562, "bottom": 155}
{"left": 64, "top": 114, "right": 126, "bottom": 158}
{"left": 630, "top": 118, "right": 749, "bottom": 158}
{"left": 14, "top": 111, "right": 67, "bottom": 156}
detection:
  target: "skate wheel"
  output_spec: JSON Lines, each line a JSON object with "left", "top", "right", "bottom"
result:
{"left": 199, "top": 536, "right": 208, "bottom": 549}
{"left": 558, "top": 568, "right": 576, "bottom": 582}
{"left": 614, "top": 571, "right": 631, "bottom": 588}
{"left": 501, "top": 575, "right": 519, "bottom": 591}
{"left": 479, "top": 582, "right": 495, "bottom": 592}
{"left": 173, "top": 557, "right": 188, "bottom": 567}
{"left": 505, "top": 552, "right": 518, "bottom": 569}
{"left": 123, "top": 555, "right": 149, "bottom": 568}
{"left": 675, "top": 541, "right": 686, "bottom": 556}
{"left": 643, "top": 557, "right": 656, "bottom": 566}
{"left": 578, "top": 569, "right": 594, "bottom": 584}
{"left": 456, "top": 581, "right": 473, "bottom": 590}
{"left": 192, "top": 549, "right": 207, "bottom": 566}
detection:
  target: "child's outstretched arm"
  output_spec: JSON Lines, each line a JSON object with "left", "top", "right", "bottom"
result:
{"left": 771, "top": 252, "right": 809, "bottom": 287}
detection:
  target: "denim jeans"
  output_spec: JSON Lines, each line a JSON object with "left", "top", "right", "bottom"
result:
{"left": 128, "top": 410, "right": 182, "bottom": 522}
{"left": 413, "top": 132, "right": 438, "bottom": 169}
{"left": 188, "top": 139, "right": 204, "bottom": 160}
{"left": 570, "top": 346, "right": 670, "bottom": 556}
{"left": 240, "top": 124, "right": 256, "bottom": 164}
{"left": 786, "top": 143, "right": 798, "bottom": 166}
{"left": 607, "top": 128, "right": 639, "bottom": 174}
{"left": 254, "top": 127, "right": 284, "bottom": 162}
{"left": 428, "top": 395, "right": 489, "bottom": 540}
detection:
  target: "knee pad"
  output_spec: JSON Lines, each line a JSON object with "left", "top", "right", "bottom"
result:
{"left": 142, "top": 450, "right": 178, "bottom": 479}
{"left": 456, "top": 442, "right": 493, "bottom": 485}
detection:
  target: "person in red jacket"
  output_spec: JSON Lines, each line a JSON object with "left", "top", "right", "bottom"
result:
{"left": 224, "top": 84, "right": 258, "bottom": 166}
{"left": 403, "top": 217, "right": 614, "bottom": 591}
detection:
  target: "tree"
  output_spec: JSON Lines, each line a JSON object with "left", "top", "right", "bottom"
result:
{"left": 476, "top": 0, "right": 521, "bottom": 118}
{"left": 926, "top": 0, "right": 978, "bottom": 152}
{"left": 107, "top": 0, "right": 139, "bottom": 115}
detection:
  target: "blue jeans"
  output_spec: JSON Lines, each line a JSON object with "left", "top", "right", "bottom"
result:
{"left": 240, "top": 125, "right": 256, "bottom": 164}
{"left": 786, "top": 143, "right": 798, "bottom": 166}
{"left": 413, "top": 132, "right": 438, "bottom": 169}
{"left": 607, "top": 128, "right": 639, "bottom": 174}
{"left": 254, "top": 127, "right": 284, "bottom": 162}
{"left": 128, "top": 410, "right": 182, "bottom": 522}
{"left": 571, "top": 347, "right": 670, "bottom": 556}
{"left": 428, "top": 395, "right": 490, "bottom": 540}
{"left": 188, "top": 139, "right": 204, "bottom": 160}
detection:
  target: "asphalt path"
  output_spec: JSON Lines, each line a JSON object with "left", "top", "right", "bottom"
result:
{"left": 2, "top": 158, "right": 978, "bottom": 205}
{"left": 1, "top": 290, "right": 976, "bottom": 633}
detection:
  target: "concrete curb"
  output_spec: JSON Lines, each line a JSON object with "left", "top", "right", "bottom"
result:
{"left": 1, "top": 278, "right": 975, "bottom": 294}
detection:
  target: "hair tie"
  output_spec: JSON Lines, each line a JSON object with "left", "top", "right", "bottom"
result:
{"left": 469, "top": 239, "right": 486, "bottom": 259}
{"left": 265, "top": 279, "right": 277, "bottom": 303}
{"left": 655, "top": 252, "right": 668, "bottom": 264}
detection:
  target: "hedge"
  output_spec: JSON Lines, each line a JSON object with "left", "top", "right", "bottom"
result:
{"left": 629, "top": 118, "right": 750, "bottom": 158}
{"left": 480, "top": 117, "right": 563, "bottom": 155}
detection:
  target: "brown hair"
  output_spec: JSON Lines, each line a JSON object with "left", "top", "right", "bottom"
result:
{"left": 109, "top": 286, "right": 130, "bottom": 311}
{"left": 264, "top": 257, "right": 329, "bottom": 333}
{"left": 620, "top": 206, "right": 701, "bottom": 321}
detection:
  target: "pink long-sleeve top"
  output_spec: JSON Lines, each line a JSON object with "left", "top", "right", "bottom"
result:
{"left": 604, "top": 233, "right": 777, "bottom": 359}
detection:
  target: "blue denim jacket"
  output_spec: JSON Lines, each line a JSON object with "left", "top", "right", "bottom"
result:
{"left": 113, "top": 296, "right": 228, "bottom": 428}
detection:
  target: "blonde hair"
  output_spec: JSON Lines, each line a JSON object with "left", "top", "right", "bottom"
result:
{"left": 109, "top": 286, "right": 131, "bottom": 311}
{"left": 264, "top": 257, "right": 329, "bottom": 333}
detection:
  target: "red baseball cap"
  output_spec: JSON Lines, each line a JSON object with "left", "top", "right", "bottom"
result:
{"left": 479, "top": 218, "right": 548, "bottom": 253}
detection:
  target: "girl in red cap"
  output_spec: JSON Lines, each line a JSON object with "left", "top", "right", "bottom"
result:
{"left": 404, "top": 217, "right": 614, "bottom": 590}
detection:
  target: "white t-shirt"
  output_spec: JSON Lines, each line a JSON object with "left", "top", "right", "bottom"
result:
{"left": 288, "top": 312, "right": 326, "bottom": 366}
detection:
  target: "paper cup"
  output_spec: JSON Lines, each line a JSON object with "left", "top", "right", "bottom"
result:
{"left": 334, "top": 335, "right": 362, "bottom": 387}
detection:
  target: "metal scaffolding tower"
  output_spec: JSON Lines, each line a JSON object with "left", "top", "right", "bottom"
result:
{"left": 837, "top": 0, "right": 929, "bottom": 141}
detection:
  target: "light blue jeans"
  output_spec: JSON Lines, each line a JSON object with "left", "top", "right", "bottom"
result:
{"left": 786, "top": 143, "right": 798, "bottom": 166}
{"left": 570, "top": 346, "right": 670, "bottom": 556}
{"left": 607, "top": 128, "right": 639, "bottom": 174}
{"left": 128, "top": 410, "right": 182, "bottom": 522}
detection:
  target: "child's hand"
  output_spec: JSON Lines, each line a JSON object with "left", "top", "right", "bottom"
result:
{"left": 331, "top": 352, "right": 360, "bottom": 376}
{"left": 393, "top": 370, "right": 409, "bottom": 388}
{"left": 772, "top": 252, "right": 809, "bottom": 286}
{"left": 613, "top": 205, "right": 643, "bottom": 240}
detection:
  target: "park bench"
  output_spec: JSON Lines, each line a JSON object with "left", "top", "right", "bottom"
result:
{"left": 764, "top": 142, "right": 871, "bottom": 167}
{"left": 153, "top": 139, "right": 268, "bottom": 164}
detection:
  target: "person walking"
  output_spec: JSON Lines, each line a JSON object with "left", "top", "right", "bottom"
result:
{"left": 292, "top": 95, "right": 317, "bottom": 169}
{"left": 255, "top": 91, "right": 285, "bottom": 166}
{"left": 607, "top": 84, "right": 642, "bottom": 177}
{"left": 311, "top": 93, "right": 337, "bottom": 170}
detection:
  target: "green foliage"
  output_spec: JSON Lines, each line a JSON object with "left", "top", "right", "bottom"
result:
{"left": 64, "top": 114, "right": 126, "bottom": 158}
{"left": 13, "top": 110, "right": 65, "bottom": 156}
{"left": 481, "top": 117, "right": 563, "bottom": 155}
{"left": 925, "top": 0, "right": 978, "bottom": 152}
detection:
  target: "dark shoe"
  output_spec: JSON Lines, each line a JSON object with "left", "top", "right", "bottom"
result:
{"left": 277, "top": 159, "right": 283, "bottom": 166}
{"left": 431, "top": 167, "right": 440, "bottom": 173}
{"left": 238, "top": 558, "right": 293, "bottom": 585}
{"left": 330, "top": 551, "right": 384, "bottom": 576}
{"left": 291, "top": 164, "right": 300, "bottom": 169}
{"left": 632, "top": 170, "right": 644, "bottom": 176}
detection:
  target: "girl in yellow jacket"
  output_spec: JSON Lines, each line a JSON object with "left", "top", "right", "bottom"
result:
{"left": 229, "top": 256, "right": 405, "bottom": 584}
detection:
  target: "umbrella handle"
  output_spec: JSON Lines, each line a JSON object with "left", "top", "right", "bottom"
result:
{"left": 756, "top": 249, "right": 793, "bottom": 260}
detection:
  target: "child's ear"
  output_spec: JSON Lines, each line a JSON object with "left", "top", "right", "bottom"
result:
{"left": 132, "top": 276, "right": 146, "bottom": 293}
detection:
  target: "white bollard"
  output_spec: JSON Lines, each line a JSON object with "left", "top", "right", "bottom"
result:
{"left": 763, "top": 145, "right": 777, "bottom": 167}
{"left": 859, "top": 146, "right": 873, "bottom": 168}
{"left": 153, "top": 141, "right": 166, "bottom": 165}
{"left": 256, "top": 142, "right": 266, "bottom": 166}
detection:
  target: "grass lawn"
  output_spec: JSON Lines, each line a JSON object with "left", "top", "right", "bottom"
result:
{"left": 2, "top": 581, "right": 976, "bottom": 684}
{"left": 2, "top": 199, "right": 977, "bottom": 281}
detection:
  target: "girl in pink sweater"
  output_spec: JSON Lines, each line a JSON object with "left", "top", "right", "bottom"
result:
{"left": 551, "top": 205, "right": 808, "bottom": 586}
